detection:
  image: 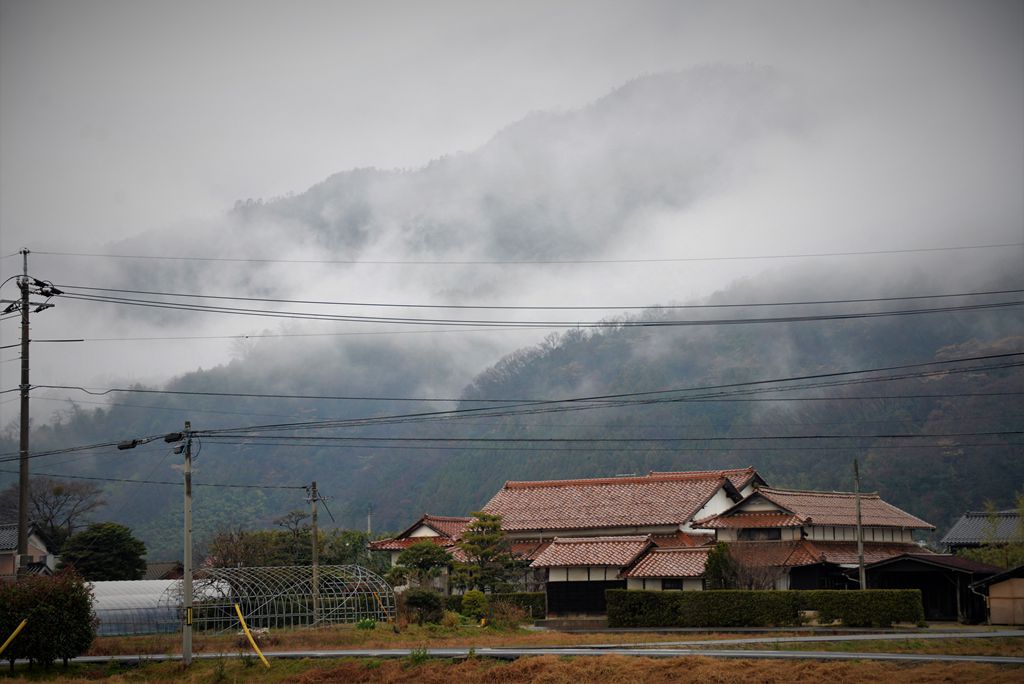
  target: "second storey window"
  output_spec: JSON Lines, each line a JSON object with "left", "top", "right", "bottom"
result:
{"left": 737, "top": 528, "right": 782, "bottom": 541}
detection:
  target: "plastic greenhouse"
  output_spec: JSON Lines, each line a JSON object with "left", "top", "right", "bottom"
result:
{"left": 92, "top": 565, "right": 395, "bottom": 635}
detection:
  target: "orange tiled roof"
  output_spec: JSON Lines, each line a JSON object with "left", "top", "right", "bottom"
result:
{"left": 530, "top": 536, "right": 652, "bottom": 568}
{"left": 696, "top": 488, "right": 934, "bottom": 530}
{"left": 621, "top": 547, "right": 710, "bottom": 579}
{"left": 722, "top": 540, "right": 929, "bottom": 568}
{"left": 510, "top": 539, "right": 552, "bottom": 561}
{"left": 368, "top": 513, "right": 471, "bottom": 552}
{"left": 697, "top": 512, "right": 805, "bottom": 529}
{"left": 483, "top": 472, "right": 737, "bottom": 532}
{"left": 649, "top": 467, "right": 761, "bottom": 492}
{"left": 809, "top": 541, "right": 929, "bottom": 565}
{"left": 725, "top": 540, "right": 825, "bottom": 567}
{"left": 368, "top": 537, "right": 455, "bottom": 552}
{"left": 650, "top": 530, "right": 712, "bottom": 548}
{"left": 755, "top": 488, "right": 934, "bottom": 529}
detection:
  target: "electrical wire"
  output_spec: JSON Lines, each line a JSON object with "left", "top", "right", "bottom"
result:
{"left": 55, "top": 290, "right": 1024, "bottom": 327}
{"left": 31, "top": 241, "right": 1024, "bottom": 265}
{"left": 0, "top": 469, "right": 306, "bottom": 490}
{"left": 31, "top": 351, "right": 1024, "bottom": 407}
{"left": 55, "top": 285, "right": 1024, "bottom": 312}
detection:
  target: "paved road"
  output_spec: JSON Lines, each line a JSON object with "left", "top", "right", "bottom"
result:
{"left": 65, "top": 630, "right": 1024, "bottom": 666}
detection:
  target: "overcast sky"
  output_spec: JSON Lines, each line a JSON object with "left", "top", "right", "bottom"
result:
{"left": 1, "top": 0, "right": 1022, "bottom": 426}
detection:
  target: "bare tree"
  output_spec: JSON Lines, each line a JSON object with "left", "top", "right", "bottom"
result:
{"left": 0, "top": 477, "right": 107, "bottom": 553}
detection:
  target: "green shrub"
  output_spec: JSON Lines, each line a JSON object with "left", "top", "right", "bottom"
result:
{"left": 606, "top": 589, "right": 924, "bottom": 629}
{"left": 460, "top": 590, "right": 488, "bottom": 619}
{"left": 445, "top": 594, "right": 463, "bottom": 614}
{"left": 489, "top": 592, "right": 546, "bottom": 619}
{"left": 0, "top": 569, "right": 96, "bottom": 668}
{"left": 486, "top": 600, "right": 529, "bottom": 629}
{"left": 355, "top": 618, "right": 376, "bottom": 630}
{"left": 402, "top": 589, "right": 444, "bottom": 625}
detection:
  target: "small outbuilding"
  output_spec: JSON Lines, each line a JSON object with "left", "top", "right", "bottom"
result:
{"left": 970, "top": 565, "right": 1024, "bottom": 626}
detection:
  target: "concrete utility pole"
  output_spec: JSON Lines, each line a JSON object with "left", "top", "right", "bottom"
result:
{"left": 854, "top": 458, "right": 866, "bottom": 590}
{"left": 309, "top": 481, "right": 320, "bottom": 625}
{"left": 2, "top": 249, "right": 62, "bottom": 573}
{"left": 181, "top": 422, "right": 194, "bottom": 665}
{"left": 17, "top": 251, "right": 30, "bottom": 566}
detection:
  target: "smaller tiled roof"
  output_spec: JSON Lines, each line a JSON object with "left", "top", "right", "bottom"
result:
{"left": 699, "top": 488, "right": 934, "bottom": 530}
{"left": 868, "top": 553, "right": 1003, "bottom": 575}
{"left": 697, "top": 512, "right": 805, "bottom": 529}
{"left": 419, "top": 515, "right": 473, "bottom": 539}
{"left": 971, "top": 565, "right": 1024, "bottom": 591}
{"left": 143, "top": 561, "right": 183, "bottom": 581}
{"left": 727, "top": 540, "right": 825, "bottom": 567}
{"left": 621, "top": 547, "right": 710, "bottom": 579}
{"left": 368, "top": 513, "right": 471, "bottom": 552}
{"left": 509, "top": 539, "right": 552, "bottom": 561}
{"left": 809, "top": 541, "right": 927, "bottom": 566}
{"left": 940, "top": 510, "right": 1022, "bottom": 547}
{"left": 368, "top": 536, "right": 454, "bottom": 552}
{"left": 755, "top": 488, "right": 934, "bottom": 529}
{"left": 531, "top": 536, "right": 652, "bottom": 568}
{"left": 650, "top": 531, "right": 711, "bottom": 548}
{"left": 0, "top": 522, "right": 45, "bottom": 552}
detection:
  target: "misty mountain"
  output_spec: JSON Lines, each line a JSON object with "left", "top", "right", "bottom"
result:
{"left": 3, "top": 67, "right": 1021, "bottom": 560}
{"left": 4, "top": 259, "right": 1021, "bottom": 560}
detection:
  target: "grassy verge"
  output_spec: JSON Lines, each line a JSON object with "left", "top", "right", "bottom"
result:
{"left": 726, "top": 636, "right": 1024, "bottom": 658}
{"left": 0, "top": 654, "right": 1021, "bottom": 683}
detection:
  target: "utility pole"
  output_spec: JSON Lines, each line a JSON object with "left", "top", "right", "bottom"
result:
{"left": 854, "top": 457, "right": 866, "bottom": 590}
{"left": 17, "top": 250, "right": 30, "bottom": 568}
{"left": 2, "top": 249, "right": 62, "bottom": 573}
{"left": 117, "top": 426, "right": 192, "bottom": 662}
{"left": 309, "top": 481, "right": 320, "bottom": 626}
{"left": 181, "top": 422, "right": 193, "bottom": 665}
{"left": 366, "top": 503, "right": 372, "bottom": 536}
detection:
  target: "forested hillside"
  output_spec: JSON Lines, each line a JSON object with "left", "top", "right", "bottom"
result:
{"left": 3, "top": 260, "right": 1020, "bottom": 559}
{"left": 1, "top": 67, "right": 1020, "bottom": 560}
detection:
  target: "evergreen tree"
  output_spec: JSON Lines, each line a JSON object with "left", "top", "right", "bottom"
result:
{"left": 59, "top": 522, "right": 147, "bottom": 581}
{"left": 453, "top": 512, "right": 522, "bottom": 592}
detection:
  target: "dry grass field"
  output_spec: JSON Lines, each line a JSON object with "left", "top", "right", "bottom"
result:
{"left": 2, "top": 654, "right": 1020, "bottom": 684}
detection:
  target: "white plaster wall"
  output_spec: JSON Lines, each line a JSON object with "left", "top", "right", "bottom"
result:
{"left": 409, "top": 525, "right": 439, "bottom": 538}
{"left": 684, "top": 487, "right": 735, "bottom": 531}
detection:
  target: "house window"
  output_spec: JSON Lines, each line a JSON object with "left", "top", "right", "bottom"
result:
{"left": 662, "top": 578, "right": 683, "bottom": 590}
{"left": 738, "top": 528, "right": 782, "bottom": 541}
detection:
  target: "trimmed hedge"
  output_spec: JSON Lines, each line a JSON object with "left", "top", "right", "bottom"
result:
{"left": 607, "top": 590, "right": 800, "bottom": 628}
{"left": 606, "top": 589, "right": 923, "bottom": 628}
{"left": 798, "top": 589, "right": 925, "bottom": 628}
{"left": 446, "top": 592, "right": 546, "bottom": 619}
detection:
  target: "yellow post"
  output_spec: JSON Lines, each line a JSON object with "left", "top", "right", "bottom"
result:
{"left": 372, "top": 589, "right": 391, "bottom": 622}
{"left": 0, "top": 619, "right": 28, "bottom": 657}
{"left": 233, "top": 604, "right": 271, "bottom": 669}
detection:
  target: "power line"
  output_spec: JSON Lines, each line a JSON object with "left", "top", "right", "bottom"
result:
{"left": 200, "top": 429, "right": 1023, "bottom": 443}
{"left": 25, "top": 394, "right": 1023, "bottom": 429}
{"left": 56, "top": 290, "right": 1024, "bottom": 327}
{"left": 0, "top": 468, "right": 305, "bottom": 490}
{"left": 31, "top": 241, "right": 1024, "bottom": 265}
{"left": 31, "top": 352, "right": 1024, "bottom": 406}
{"left": 56, "top": 285, "right": 1024, "bottom": 312}
{"left": 200, "top": 439, "right": 1020, "bottom": 453}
